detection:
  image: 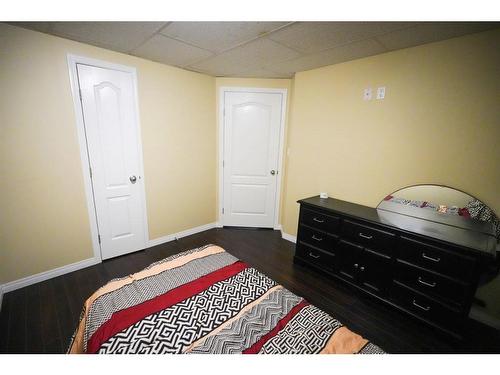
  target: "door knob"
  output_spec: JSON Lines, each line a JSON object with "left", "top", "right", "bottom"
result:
{"left": 129, "top": 175, "right": 137, "bottom": 184}
{"left": 270, "top": 170, "right": 276, "bottom": 175}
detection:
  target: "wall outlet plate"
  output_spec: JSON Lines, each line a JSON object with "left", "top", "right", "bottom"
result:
{"left": 363, "top": 88, "right": 372, "bottom": 101}
{"left": 377, "top": 86, "right": 386, "bottom": 99}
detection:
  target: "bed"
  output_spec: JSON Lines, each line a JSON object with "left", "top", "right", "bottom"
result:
{"left": 68, "top": 245, "right": 384, "bottom": 354}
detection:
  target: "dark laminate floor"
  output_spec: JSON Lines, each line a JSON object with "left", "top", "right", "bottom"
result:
{"left": 1, "top": 228, "right": 499, "bottom": 354}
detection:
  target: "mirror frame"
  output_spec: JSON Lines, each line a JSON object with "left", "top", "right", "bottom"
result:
{"left": 379, "top": 183, "right": 488, "bottom": 210}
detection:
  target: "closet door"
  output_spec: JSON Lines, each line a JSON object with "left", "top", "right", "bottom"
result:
{"left": 222, "top": 91, "right": 284, "bottom": 228}
{"left": 77, "top": 64, "right": 147, "bottom": 260}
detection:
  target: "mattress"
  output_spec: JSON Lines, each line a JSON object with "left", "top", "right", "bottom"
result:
{"left": 68, "top": 245, "right": 384, "bottom": 354}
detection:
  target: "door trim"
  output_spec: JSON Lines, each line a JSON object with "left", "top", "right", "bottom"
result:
{"left": 218, "top": 87, "right": 288, "bottom": 229}
{"left": 67, "top": 54, "right": 150, "bottom": 262}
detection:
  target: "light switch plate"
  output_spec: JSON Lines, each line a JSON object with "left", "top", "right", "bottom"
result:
{"left": 377, "top": 86, "right": 386, "bottom": 100}
{"left": 363, "top": 88, "right": 372, "bottom": 101}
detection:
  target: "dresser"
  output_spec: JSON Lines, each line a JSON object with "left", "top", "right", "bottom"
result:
{"left": 294, "top": 196, "right": 497, "bottom": 337}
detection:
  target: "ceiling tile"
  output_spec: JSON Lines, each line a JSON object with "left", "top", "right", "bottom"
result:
{"left": 376, "top": 22, "right": 500, "bottom": 51}
{"left": 131, "top": 34, "right": 214, "bottom": 67}
{"left": 9, "top": 21, "right": 499, "bottom": 78}
{"left": 160, "top": 21, "right": 290, "bottom": 53}
{"left": 268, "top": 21, "right": 415, "bottom": 54}
{"left": 266, "top": 38, "right": 387, "bottom": 75}
{"left": 233, "top": 67, "right": 293, "bottom": 79}
{"left": 49, "top": 22, "right": 167, "bottom": 52}
{"left": 188, "top": 37, "right": 301, "bottom": 76}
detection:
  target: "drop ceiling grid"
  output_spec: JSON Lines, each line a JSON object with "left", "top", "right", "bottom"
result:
{"left": 8, "top": 21, "right": 500, "bottom": 78}
{"left": 157, "top": 21, "right": 294, "bottom": 54}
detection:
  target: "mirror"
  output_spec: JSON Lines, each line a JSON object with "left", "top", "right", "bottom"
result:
{"left": 377, "top": 184, "right": 499, "bottom": 240}
{"left": 378, "top": 184, "right": 500, "bottom": 329}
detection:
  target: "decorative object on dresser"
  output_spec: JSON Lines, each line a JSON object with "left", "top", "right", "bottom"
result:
{"left": 294, "top": 194, "right": 497, "bottom": 338}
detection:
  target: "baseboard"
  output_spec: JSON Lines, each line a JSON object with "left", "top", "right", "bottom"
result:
{"left": 1, "top": 256, "right": 101, "bottom": 296}
{"left": 469, "top": 306, "right": 500, "bottom": 330}
{"left": 281, "top": 230, "right": 297, "bottom": 243}
{"left": 148, "top": 222, "right": 217, "bottom": 247}
{"left": 0, "top": 222, "right": 219, "bottom": 306}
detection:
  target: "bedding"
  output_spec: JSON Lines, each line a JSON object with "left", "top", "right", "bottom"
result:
{"left": 68, "top": 245, "right": 384, "bottom": 354}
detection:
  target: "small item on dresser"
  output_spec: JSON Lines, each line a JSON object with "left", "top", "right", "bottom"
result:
{"left": 438, "top": 205, "right": 448, "bottom": 213}
{"left": 320, "top": 192, "right": 329, "bottom": 199}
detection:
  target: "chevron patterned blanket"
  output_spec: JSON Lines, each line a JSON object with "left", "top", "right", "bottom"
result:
{"left": 68, "top": 245, "right": 384, "bottom": 354}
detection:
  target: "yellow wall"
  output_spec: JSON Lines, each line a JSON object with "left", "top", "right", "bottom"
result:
{"left": 2, "top": 23, "right": 499, "bottom": 287}
{"left": 282, "top": 29, "right": 500, "bottom": 236}
{"left": 214, "top": 77, "right": 293, "bottom": 224}
{"left": 0, "top": 23, "right": 216, "bottom": 284}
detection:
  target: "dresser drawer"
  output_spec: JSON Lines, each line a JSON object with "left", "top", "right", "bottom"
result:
{"left": 394, "top": 260, "right": 470, "bottom": 307}
{"left": 301, "top": 208, "right": 340, "bottom": 234}
{"left": 295, "top": 243, "right": 336, "bottom": 272}
{"left": 398, "top": 236, "right": 476, "bottom": 280}
{"left": 391, "top": 282, "right": 462, "bottom": 327}
{"left": 298, "top": 225, "right": 337, "bottom": 254}
{"left": 341, "top": 220, "right": 396, "bottom": 257}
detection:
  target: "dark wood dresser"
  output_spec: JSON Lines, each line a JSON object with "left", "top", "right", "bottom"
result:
{"left": 294, "top": 196, "right": 497, "bottom": 337}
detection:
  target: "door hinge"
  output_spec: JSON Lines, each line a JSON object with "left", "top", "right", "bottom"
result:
{"left": 89, "top": 166, "right": 93, "bottom": 178}
{"left": 222, "top": 207, "right": 225, "bottom": 214}
{"left": 98, "top": 234, "right": 101, "bottom": 244}
{"left": 222, "top": 160, "right": 225, "bottom": 168}
{"left": 78, "top": 88, "right": 83, "bottom": 102}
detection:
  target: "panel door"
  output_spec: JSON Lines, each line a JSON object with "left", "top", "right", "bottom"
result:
{"left": 77, "top": 64, "right": 147, "bottom": 260}
{"left": 222, "top": 91, "right": 283, "bottom": 227}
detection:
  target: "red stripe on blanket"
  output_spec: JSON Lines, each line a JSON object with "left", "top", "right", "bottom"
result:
{"left": 242, "top": 299, "right": 309, "bottom": 354}
{"left": 87, "top": 260, "right": 248, "bottom": 353}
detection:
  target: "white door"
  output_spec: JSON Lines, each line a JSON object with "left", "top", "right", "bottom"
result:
{"left": 222, "top": 91, "right": 284, "bottom": 228}
{"left": 77, "top": 64, "right": 147, "bottom": 260}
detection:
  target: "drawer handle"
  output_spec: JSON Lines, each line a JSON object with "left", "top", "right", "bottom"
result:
{"left": 313, "top": 217, "right": 325, "bottom": 223}
{"left": 412, "top": 299, "right": 431, "bottom": 312}
{"left": 418, "top": 277, "right": 436, "bottom": 288}
{"left": 309, "top": 252, "right": 320, "bottom": 259}
{"left": 359, "top": 233, "right": 373, "bottom": 240}
{"left": 311, "top": 235, "right": 323, "bottom": 242}
{"left": 422, "top": 252, "right": 441, "bottom": 263}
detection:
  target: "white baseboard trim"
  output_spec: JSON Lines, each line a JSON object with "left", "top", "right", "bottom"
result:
{"left": 0, "top": 222, "right": 220, "bottom": 310}
{"left": 148, "top": 222, "right": 217, "bottom": 247}
{"left": 281, "top": 230, "right": 297, "bottom": 243}
{"left": 469, "top": 306, "right": 500, "bottom": 330}
{"left": 1, "top": 256, "right": 101, "bottom": 297}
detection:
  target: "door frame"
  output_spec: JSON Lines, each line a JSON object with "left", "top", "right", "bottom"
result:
{"left": 218, "top": 87, "right": 288, "bottom": 229}
{"left": 67, "top": 54, "right": 150, "bottom": 262}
